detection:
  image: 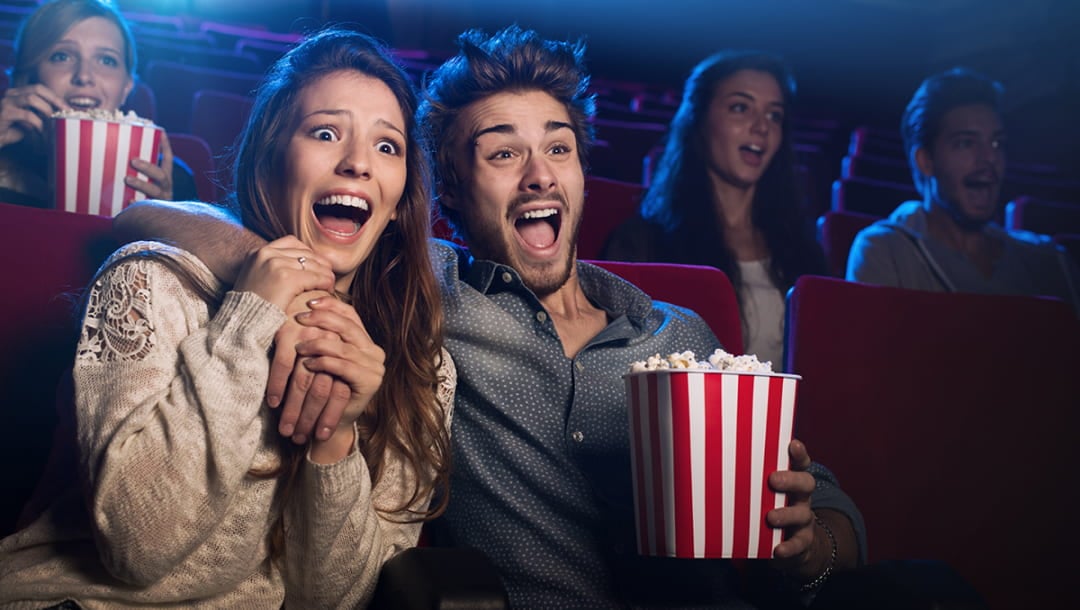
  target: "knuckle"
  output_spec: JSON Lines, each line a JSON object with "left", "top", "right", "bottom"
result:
{"left": 330, "top": 382, "right": 351, "bottom": 401}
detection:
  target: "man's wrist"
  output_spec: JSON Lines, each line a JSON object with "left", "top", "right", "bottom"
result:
{"left": 799, "top": 513, "right": 838, "bottom": 593}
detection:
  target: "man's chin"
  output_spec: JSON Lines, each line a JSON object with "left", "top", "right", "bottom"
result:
{"left": 517, "top": 256, "right": 574, "bottom": 297}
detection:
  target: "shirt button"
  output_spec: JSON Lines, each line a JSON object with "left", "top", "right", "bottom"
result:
{"left": 575, "top": 361, "right": 584, "bottom": 372}
{"left": 572, "top": 431, "right": 584, "bottom": 442}
{"left": 501, "top": 271, "right": 513, "bottom": 283}
{"left": 536, "top": 311, "right": 548, "bottom": 323}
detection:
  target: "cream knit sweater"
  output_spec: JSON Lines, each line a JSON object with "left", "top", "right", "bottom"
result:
{"left": 0, "top": 242, "right": 455, "bottom": 609}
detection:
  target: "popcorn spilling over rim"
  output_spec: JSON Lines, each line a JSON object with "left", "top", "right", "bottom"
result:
{"left": 52, "top": 108, "right": 156, "bottom": 127}
{"left": 629, "top": 349, "right": 773, "bottom": 374}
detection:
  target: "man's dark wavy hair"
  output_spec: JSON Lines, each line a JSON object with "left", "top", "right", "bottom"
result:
{"left": 418, "top": 25, "right": 596, "bottom": 238}
{"left": 901, "top": 67, "right": 1004, "bottom": 194}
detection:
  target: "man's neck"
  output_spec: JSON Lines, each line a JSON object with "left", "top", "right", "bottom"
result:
{"left": 536, "top": 267, "right": 609, "bottom": 359}
{"left": 924, "top": 201, "right": 1002, "bottom": 277}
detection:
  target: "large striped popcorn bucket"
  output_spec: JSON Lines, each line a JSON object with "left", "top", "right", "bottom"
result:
{"left": 50, "top": 116, "right": 162, "bottom": 217}
{"left": 626, "top": 369, "right": 800, "bottom": 558}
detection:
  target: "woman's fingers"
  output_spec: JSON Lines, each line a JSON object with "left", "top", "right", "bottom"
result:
{"left": 126, "top": 134, "right": 177, "bottom": 200}
{"left": 296, "top": 300, "right": 373, "bottom": 346}
{"left": 234, "top": 241, "right": 335, "bottom": 310}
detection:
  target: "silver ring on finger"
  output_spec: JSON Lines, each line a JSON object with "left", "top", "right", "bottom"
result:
{"left": 297, "top": 256, "right": 307, "bottom": 270}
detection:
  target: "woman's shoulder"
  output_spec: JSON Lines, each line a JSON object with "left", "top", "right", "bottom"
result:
{"left": 93, "top": 241, "right": 223, "bottom": 296}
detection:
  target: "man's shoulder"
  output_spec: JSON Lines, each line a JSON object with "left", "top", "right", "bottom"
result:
{"left": 853, "top": 202, "right": 924, "bottom": 249}
{"left": 429, "top": 238, "right": 470, "bottom": 285}
{"left": 1002, "top": 227, "right": 1066, "bottom": 261}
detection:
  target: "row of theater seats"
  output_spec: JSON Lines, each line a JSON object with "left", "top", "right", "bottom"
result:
{"left": 4, "top": 2, "right": 1080, "bottom": 241}
{"left": 3, "top": 200, "right": 1076, "bottom": 609}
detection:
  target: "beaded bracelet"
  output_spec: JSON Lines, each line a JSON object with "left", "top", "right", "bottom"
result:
{"left": 800, "top": 513, "right": 838, "bottom": 593}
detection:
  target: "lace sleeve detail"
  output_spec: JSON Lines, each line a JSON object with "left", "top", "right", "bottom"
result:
{"left": 77, "top": 259, "right": 156, "bottom": 363}
{"left": 435, "top": 347, "right": 456, "bottom": 428}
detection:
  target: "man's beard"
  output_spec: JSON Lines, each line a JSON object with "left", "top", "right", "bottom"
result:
{"left": 461, "top": 194, "right": 582, "bottom": 296}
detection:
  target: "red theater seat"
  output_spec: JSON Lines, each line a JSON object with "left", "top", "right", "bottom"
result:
{"left": 817, "top": 210, "right": 882, "bottom": 277}
{"left": 841, "top": 153, "right": 911, "bottom": 185}
{"left": 169, "top": 133, "right": 221, "bottom": 202}
{"left": 190, "top": 89, "right": 255, "bottom": 163}
{"left": 121, "top": 79, "right": 156, "bottom": 122}
{"left": 785, "top": 275, "right": 1080, "bottom": 609}
{"left": 1004, "top": 196, "right": 1080, "bottom": 235}
{"left": 831, "top": 176, "right": 917, "bottom": 217}
{"left": 0, "top": 203, "right": 117, "bottom": 537}
{"left": 144, "top": 61, "right": 261, "bottom": 133}
{"left": 587, "top": 260, "right": 743, "bottom": 354}
{"left": 578, "top": 175, "right": 644, "bottom": 260}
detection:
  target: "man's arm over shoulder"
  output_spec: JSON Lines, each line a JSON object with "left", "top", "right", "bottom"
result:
{"left": 114, "top": 199, "right": 265, "bottom": 284}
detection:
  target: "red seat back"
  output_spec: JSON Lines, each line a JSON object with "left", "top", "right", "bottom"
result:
{"left": 169, "top": 132, "right": 221, "bottom": 202}
{"left": 1004, "top": 196, "right": 1080, "bottom": 235}
{"left": 831, "top": 176, "right": 917, "bottom": 217}
{"left": 190, "top": 89, "right": 255, "bottom": 164}
{"left": 0, "top": 203, "right": 117, "bottom": 536}
{"left": 816, "top": 210, "right": 882, "bottom": 277}
{"left": 587, "top": 260, "right": 743, "bottom": 354}
{"left": 785, "top": 275, "right": 1080, "bottom": 609}
{"left": 143, "top": 61, "right": 260, "bottom": 133}
{"left": 578, "top": 176, "right": 644, "bottom": 261}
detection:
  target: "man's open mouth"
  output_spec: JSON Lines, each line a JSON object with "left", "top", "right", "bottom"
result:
{"left": 514, "top": 207, "right": 561, "bottom": 249}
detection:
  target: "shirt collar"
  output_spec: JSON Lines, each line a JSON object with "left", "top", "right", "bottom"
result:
{"left": 459, "top": 251, "right": 655, "bottom": 326}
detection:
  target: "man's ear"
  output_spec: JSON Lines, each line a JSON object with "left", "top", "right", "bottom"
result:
{"left": 439, "top": 188, "right": 458, "bottom": 211}
{"left": 914, "top": 147, "right": 934, "bottom": 180}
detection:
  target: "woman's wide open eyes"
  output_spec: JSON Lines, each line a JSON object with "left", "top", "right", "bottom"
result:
{"left": 311, "top": 127, "right": 338, "bottom": 142}
{"left": 377, "top": 139, "right": 401, "bottom": 155}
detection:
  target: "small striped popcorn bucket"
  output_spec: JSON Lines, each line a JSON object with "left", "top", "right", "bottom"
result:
{"left": 50, "top": 116, "right": 162, "bottom": 217}
{"left": 626, "top": 369, "right": 800, "bottom": 559}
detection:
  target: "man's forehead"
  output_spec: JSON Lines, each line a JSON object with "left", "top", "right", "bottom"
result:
{"left": 464, "top": 90, "right": 572, "bottom": 139}
{"left": 940, "top": 103, "right": 1004, "bottom": 135}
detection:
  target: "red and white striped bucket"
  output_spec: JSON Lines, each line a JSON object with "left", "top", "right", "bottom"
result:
{"left": 626, "top": 369, "right": 800, "bottom": 559}
{"left": 51, "top": 117, "right": 162, "bottom": 217}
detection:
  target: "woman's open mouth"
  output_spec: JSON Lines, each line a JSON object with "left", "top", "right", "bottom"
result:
{"left": 314, "top": 194, "right": 370, "bottom": 237}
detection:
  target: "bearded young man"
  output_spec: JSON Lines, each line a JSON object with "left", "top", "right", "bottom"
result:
{"left": 847, "top": 67, "right": 1080, "bottom": 313}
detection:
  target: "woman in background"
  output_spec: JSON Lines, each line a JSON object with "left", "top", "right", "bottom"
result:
{"left": 602, "top": 51, "right": 825, "bottom": 368}
{"left": 0, "top": 28, "right": 452, "bottom": 608}
{"left": 0, "top": 0, "right": 195, "bottom": 208}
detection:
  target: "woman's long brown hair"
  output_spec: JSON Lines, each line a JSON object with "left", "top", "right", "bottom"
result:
{"left": 230, "top": 28, "right": 450, "bottom": 552}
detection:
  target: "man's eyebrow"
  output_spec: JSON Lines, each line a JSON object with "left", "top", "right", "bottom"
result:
{"left": 945, "top": 128, "right": 995, "bottom": 139}
{"left": 473, "top": 123, "right": 515, "bottom": 142}
{"left": 472, "top": 120, "right": 574, "bottom": 143}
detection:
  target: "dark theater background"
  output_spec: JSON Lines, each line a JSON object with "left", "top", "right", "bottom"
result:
{"left": 0, "top": 2, "right": 1079, "bottom": 609}
{"left": 111, "top": 0, "right": 1078, "bottom": 178}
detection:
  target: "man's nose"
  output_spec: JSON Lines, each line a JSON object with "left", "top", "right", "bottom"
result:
{"left": 521, "top": 154, "right": 556, "bottom": 193}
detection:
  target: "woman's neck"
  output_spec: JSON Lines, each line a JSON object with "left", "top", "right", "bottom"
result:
{"left": 708, "top": 173, "right": 767, "bottom": 261}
